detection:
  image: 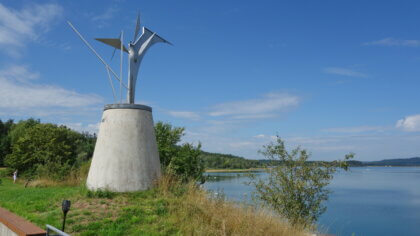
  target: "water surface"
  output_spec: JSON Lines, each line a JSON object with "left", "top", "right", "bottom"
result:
{"left": 203, "top": 167, "right": 420, "bottom": 236}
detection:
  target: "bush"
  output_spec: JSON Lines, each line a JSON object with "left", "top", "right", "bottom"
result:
{"left": 155, "top": 121, "right": 184, "bottom": 169}
{"left": 0, "top": 119, "right": 14, "bottom": 166}
{"left": 250, "top": 136, "right": 354, "bottom": 227}
{"left": 0, "top": 168, "right": 12, "bottom": 178}
{"left": 4, "top": 123, "right": 86, "bottom": 180}
{"left": 155, "top": 122, "right": 204, "bottom": 182}
{"left": 167, "top": 143, "right": 205, "bottom": 183}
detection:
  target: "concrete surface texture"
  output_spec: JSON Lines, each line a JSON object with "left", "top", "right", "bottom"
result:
{"left": 87, "top": 105, "right": 161, "bottom": 192}
{"left": 0, "top": 223, "right": 17, "bottom": 236}
{"left": 0, "top": 207, "right": 45, "bottom": 236}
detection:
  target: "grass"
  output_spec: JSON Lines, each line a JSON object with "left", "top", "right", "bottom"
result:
{"left": 0, "top": 176, "right": 310, "bottom": 236}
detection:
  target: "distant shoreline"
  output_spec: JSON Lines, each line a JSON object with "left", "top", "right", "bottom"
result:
{"left": 205, "top": 166, "right": 420, "bottom": 173}
{"left": 205, "top": 168, "right": 267, "bottom": 173}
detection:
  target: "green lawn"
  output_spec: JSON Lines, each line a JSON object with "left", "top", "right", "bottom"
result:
{"left": 0, "top": 177, "right": 179, "bottom": 235}
{"left": 0, "top": 176, "right": 308, "bottom": 236}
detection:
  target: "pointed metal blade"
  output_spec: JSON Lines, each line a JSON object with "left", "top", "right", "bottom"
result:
{"left": 111, "top": 33, "right": 121, "bottom": 61}
{"left": 95, "top": 38, "right": 129, "bottom": 52}
{"left": 133, "top": 12, "right": 140, "bottom": 42}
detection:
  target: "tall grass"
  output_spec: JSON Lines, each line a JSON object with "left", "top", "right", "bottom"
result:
{"left": 157, "top": 175, "right": 309, "bottom": 236}
{"left": 0, "top": 171, "right": 311, "bottom": 235}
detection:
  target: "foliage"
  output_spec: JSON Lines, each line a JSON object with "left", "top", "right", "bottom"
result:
{"left": 4, "top": 123, "right": 89, "bottom": 180}
{"left": 0, "top": 119, "right": 14, "bottom": 166}
{"left": 201, "top": 151, "right": 266, "bottom": 169}
{"left": 250, "top": 136, "right": 354, "bottom": 227}
{"left": 155, "top": 121, "right": 204, "bottom": 182}
{"left": 7, "top": 118, "right": 40, "bottom": 145}
{"left": 154, "top": 121, "right": 184, "bottom": 168}
{"left": 167, "top": 143, "right": 205, "bottom": 183}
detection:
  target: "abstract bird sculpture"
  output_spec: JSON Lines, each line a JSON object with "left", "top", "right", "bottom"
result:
{"left": 69, "top": 13, "right": 171, "bottom": 103}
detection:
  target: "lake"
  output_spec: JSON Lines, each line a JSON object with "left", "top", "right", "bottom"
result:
{"left": 203, "top": 167, "right": 420, "bottom": 236}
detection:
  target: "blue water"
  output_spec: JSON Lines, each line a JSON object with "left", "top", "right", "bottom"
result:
{"left": 203, "top": 167, "right": 420, "bottom": 236}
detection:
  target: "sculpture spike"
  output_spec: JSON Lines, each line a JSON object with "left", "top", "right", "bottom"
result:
{"left": 133, "top": 12, "right": 141, "bottom": 42}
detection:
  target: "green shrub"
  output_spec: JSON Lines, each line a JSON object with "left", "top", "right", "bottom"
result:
{"left": 155, "top": 121, "right": 184, "bottom": 169}
{"left": 250, "top": 136, "right": 354, "bottom": 227}
{"left": 0, "top": 168, "right": 11, "bottom": 178}
{"left": 4, "top": 123, "right": 85, "bottom": 180}
{"left": 155, "top": 122, "right": 204, "bottom": 182}
{"left": 167, "top": 143, "right": 204, "bottom": 183}
{"left": 0, "top": 119, "right": 14, "bottom": 166}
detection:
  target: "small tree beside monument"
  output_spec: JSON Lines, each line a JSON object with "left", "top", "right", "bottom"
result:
{"left": 249, "top": 136, "right": 354, "bottom": 227}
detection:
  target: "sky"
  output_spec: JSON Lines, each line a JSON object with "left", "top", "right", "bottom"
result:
{"left": 0, "top": 0, "right": 419, "bottom": 161}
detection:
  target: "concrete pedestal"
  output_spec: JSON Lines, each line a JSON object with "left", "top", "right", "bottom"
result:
{"left": 86, "top": 104, "right": 161, "bottom": 192}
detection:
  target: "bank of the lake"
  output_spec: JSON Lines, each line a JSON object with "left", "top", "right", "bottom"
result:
{"left": 0, "top": 176, "right": 310, "bottom": 236}
{"left": 204, "top": 167, "right": 420, "bottom": 236}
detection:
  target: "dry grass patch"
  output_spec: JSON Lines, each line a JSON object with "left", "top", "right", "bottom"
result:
{"left": 158, "top": 176, "right": 310, "bottom": 236}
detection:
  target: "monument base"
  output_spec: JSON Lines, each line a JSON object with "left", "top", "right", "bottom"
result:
{"left": 86, "top": 104, "right": 161, "bottom": 192}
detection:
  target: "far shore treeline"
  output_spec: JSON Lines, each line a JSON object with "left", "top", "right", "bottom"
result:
{"left": 0, "top": 118, "right": 204, "bottom": 183}
{"left": 1, "top": 118, "right": 419, "bottom": 179}
{"left": 202, "top": 151, "right": 420, "bottom": 168}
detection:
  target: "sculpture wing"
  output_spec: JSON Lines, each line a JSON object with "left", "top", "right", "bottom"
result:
{"left": 95, "top": 38, "right": 129, "bottom": 53}
{"left": 144, "top": 27, "right": 173, "bottom": 45}
{"left": 134, "top": 27, "right": 172, "bottom": 47}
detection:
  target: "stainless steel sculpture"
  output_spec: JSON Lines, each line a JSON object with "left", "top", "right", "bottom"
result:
{"left": 68, "top": 13, "right": 171, "bottom": 103}
{"left": 68, "top": 13, "right": 169, "bottom": 192}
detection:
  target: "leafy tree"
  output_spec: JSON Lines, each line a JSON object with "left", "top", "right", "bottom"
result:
{"left": 154, "top": 121, "right": 204, "bottom": 182}
{"left": 8, "top": 118, "right": 40, "bottom": 145}
{"left": 0, "top": 119, "right": 14, "bottom": 166}
{"left": 4, "top": 123, "right": 85, "bottom": 180}
{"left": 75, "top": 132, "right": 97, "bottom": 165}
{"left": 155, "top": 121, "right": 185, "bottom": 169}
{"left": 167, "top": 143, "right": 204, "bottom": 183}
{"left": 250, "top": 136, "right": 354, "bottom": 227}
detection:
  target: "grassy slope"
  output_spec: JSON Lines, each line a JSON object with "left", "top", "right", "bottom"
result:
{"left": 0, "top": 177, "right": 308, "bottom": 236}
{"left": 0, "top": 178, "right": 178, "bottom": 235}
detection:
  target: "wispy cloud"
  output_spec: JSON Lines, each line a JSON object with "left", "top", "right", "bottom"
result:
{"left": 364, "top": 38, "right": 420, "bottom": 47}
{"left": 66, "top": 122, "right": 100, "bottom": 134}
{"left": 167, "top": 111, "right": 200, "bottom": 121}
{"left": 0, "top": 65, "right": 103, "bottom": 116}
{"left": 323, "top": 67, "right": 368, "bottom": 78}
{"left": 323, "top": 126, "right": 386, "bottom": 133}
{"left": 0, "top": 3, "right": 63, "bottom": 56}
{"left": 91, "top": 6, "right": 119, "bottom": 28}
{"left": 209, "top": 92, "right": 299, "bottom": 118}
{"left": 396, "top": 114, "right": 420, "bottom": 132}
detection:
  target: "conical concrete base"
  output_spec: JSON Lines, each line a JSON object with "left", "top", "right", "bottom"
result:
{"left": 86, "top": 104, "right": 161, "bottom": 192}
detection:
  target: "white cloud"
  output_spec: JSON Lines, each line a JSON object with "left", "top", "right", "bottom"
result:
{"left": 0, "top": 65, "right": 103, "bottom": 115}
{"left": 364, "top": 38, "right": 420, "bottom": 47}
{"left": 66, "top": 122, "right": 100, "bottom": 134}
{"left": 209, "top": 93, "right": 299, "bottom": 118}
{"left": 323, "top": 126, "right": 386, "bottom": 133}
{"left": 323, "top": 67, "right": 368, "bottom": 78}
{"left": 92, "top": 7, "right": 118, "bottom": 21}
{"left": 228, "top": 141, "right": 255, "bottom": 149}
{"left": 167, "top": 111, "right": 200, "bottom": 120}
{"left": 0, "top": 65, "right": 39, "bottom": 82}
{"left": 396, "top": 114, "right": 420, "bottom": 132}
{"left": 0, "top": 3, "right": 63, "bottom": 55}
{"left": 91, "top": 7, "right": 119, "bottom": 28}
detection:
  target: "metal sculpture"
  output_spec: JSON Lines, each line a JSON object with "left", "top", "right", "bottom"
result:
{"left": 68, "top": 13, "right": 171, "bottom": 104}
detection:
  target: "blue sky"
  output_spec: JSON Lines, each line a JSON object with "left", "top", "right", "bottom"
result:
{"left": 0, "top": 0, "right": 419, "bottom": 161}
